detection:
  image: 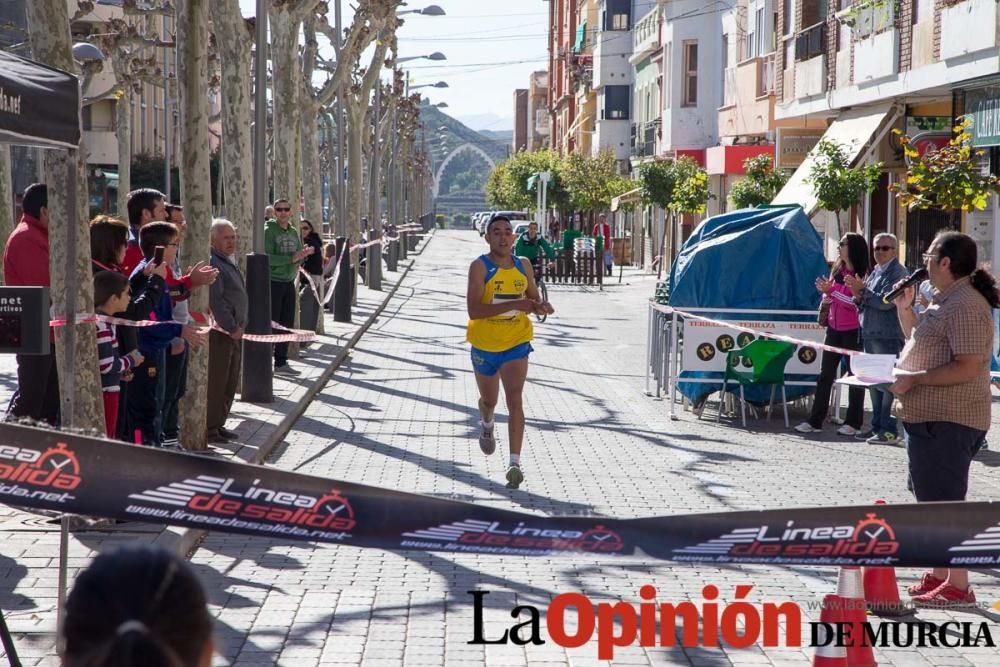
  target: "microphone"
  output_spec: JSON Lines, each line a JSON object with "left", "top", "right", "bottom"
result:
{"left": 882, "top": 268, "right": 928, "bottom": 304}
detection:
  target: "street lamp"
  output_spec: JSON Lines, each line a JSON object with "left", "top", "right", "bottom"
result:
{"left": 410, "top": 81, "right": 449, "bottom": 90}
{"left": 72, "top": 42, "right": 103, "bottom": 63}
{"left": 397, "top": 4, "right": 446, "bottom": 16}
{"left": 397, "top": 52, "right": 447, "bottom": 64}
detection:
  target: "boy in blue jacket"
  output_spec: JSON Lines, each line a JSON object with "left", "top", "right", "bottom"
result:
{"left": 128, "top": 222, "right": 202, "bottom": 446}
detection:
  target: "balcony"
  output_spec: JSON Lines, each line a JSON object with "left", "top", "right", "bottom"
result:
{"left": 630, "top": 7, "right": 660, "bottom": 64}
{"left": 794, "top": 23, "right": 827, "bottom": 99}
{"left": 594, "top": 30, "right": 634, "bottom": 88}
{"left": 940, "top": 0, "right": 998, "bottom": 61}
{"left": 630, "top": 120, "right": 657, "bottom": 158}
{"left": 719, "top": 55, "right": 777, "bottom": 137}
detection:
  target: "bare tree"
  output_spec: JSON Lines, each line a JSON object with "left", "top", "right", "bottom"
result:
{"left": 210, "top": 0, "right": 254, "bottom": 264}
{"left": 25, "top": 0, "right": 104, "bottom": 431}
{"left": 175, "top": 0, "right": 213, "bottom": 450}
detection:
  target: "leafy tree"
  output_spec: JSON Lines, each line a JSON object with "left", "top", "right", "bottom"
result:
{"left": 638, "top": 156, "right": 711, "bottom": 277}
{"left": 728, "top": 155, "right": 788, "bottom": 209}
{"left": 889, "top": 117, "right": 1000, "bottom": 212}
{"left": 807, "top": 139, "right": 883, "bottom": 236}
{"left": 485, "top": 148, "right": 567, "bottom": 211}
{"left": 561, "top": 150, "right": 621, "bottom": 214}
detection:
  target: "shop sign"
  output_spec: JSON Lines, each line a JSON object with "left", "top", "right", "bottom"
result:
{"left": 775, "top": 128, "right": 825, "bottom": 169}
{"left": 965, "top": 85, "right": 1000, "bottom": 148}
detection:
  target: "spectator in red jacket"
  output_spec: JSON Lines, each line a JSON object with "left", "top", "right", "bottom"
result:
{"left": 2, "top": 183, "right": 59, "bottom": 425}
{"left": 121, "top": 188, "right": 167, "bottom": 277}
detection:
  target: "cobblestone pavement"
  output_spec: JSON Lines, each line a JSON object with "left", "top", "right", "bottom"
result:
{"left": 189, "top": 230, "right": 1000, "bottom": 666}
{"left": 0, "top": 252, "right": 418, "bottom": 665}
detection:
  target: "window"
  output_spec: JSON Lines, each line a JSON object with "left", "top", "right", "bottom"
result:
{"left": 914, "top": 0, "right": 933, "bottom": 23}
{"left": 783, "top": 0, "right": 793, "bottom": 35}
{"left": 603, "top": 85, "right": 630, "bottom": 120}
{"left": 82, "top": 104, "right": 93, "bottom": 131}
{"left": 604, "top": 0, "right": 630, "bottom": 31}
{"left": 682, "top": 41, "right": 698, "bottom": 107}
{"left": 747, "top": 1, "right": 764, "bottom": 58}
{"left": 801, "top": 0, "right": 828, "bottom": 28}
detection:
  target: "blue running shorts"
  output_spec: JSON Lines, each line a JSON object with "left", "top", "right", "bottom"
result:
{"left": 470, "top": 342, "right": 533, "bottom": 377}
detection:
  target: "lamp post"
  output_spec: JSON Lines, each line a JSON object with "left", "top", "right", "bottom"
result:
{"left": 397, "top": 4, "right": 446, "bottom": 16}
{"left": 408, "top": 81, "right": 449, "bottom": 90}
{"left": 242, "top": 0, "right": 273, "bottom": 403}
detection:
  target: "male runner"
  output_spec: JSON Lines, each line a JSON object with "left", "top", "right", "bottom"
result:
{"left": 467, "top": 215, "right": 554, "bottom": 489}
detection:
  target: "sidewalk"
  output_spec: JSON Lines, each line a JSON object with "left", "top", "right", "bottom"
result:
{"left": 0, "top": 235, "right": 430, "bottom": 665}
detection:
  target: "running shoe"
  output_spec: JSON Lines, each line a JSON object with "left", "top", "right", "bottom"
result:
{"left": 867, "top": 431, "right": 900, "bottom": 445}
{"left": 907, "top": 572, "right": 946, "bottom": 597}
{"left": 274, "top": 364, "right": 300, "bottom": 376}
{"left": 794, "top": 422, "right": 820, "bottom": 434}
{"left": 478, "top": 422, "right": 496, "bottom": 455}
{"left": 855, "top": 429, "right": 876, "bottom": 440}
{"left": 505, "top": 465, "right": 524, "bottom": 489}
{"left": 911, "top": 582, "right": 976, "bottom": 609}
{"left": 836, "top": 424, "right": 858, "bottom": 436}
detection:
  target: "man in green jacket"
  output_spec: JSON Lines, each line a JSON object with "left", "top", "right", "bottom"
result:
{"left": 265, "top": 197, "right": 314, "bottom": 375}
{"left": 514, "top": 221, "right": 555, "bottom": 273}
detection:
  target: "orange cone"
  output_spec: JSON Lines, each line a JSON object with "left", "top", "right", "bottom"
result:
{"left": 813, "top": 594, "right": 848, "bottom": 667}
{"left": 836, "top": 567, "right": 877, "bottom": 667}
{"left": 863, "top": 500, "right": 908, "bottom": 617}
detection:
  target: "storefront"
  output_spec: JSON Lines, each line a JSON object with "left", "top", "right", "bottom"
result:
{"left": 959, "top": 81, "right": 1000, "bottom": 272}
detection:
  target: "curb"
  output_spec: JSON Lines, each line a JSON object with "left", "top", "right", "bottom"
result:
{"left": 156, "top": 245, "right": 423, "bottom": 557}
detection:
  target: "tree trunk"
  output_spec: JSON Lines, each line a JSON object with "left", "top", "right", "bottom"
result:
{"left": 301, "top": 101, "right": 323, "bottom": 227}
{"left": 115, "top": 86, "right": 131, "bottom": 217}
{"left": 269, "top": 8, "right": 301, "bottom": 220}
{"left": 0, "top": 146, "right": 12, "bottom": 280}
{"left": 26, "top": 0, "right": 104, "bottom": 432}
{"left": 211, "top": 0, "right": 253, "bottom": 269}
{"left": 176, "top": 0, "right": 212, "bottom": 451}
{"left": 346, "top": 102, "right": 365, "bottom": 242}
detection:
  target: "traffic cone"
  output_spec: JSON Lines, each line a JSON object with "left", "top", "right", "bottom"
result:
{"left": 813, "top": 594, "right": 848, "bottom": 667}
{"left": 863, "top": 500, "right": 908, "bottom": 617}
{"left": 836, "top": 567, "right": 877, "bottom": 667}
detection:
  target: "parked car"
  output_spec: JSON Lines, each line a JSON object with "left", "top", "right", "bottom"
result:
{"left": 513, "top": 222, "right": 530, "bottom": 238}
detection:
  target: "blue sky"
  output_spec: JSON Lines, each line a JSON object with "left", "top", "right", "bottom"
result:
{"left": 236, "top": 0, "right": 550, "bottom": 130}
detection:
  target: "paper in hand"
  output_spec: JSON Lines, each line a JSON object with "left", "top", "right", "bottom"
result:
{"left": 836, "top": 353, "right": 898, "bottom": 388}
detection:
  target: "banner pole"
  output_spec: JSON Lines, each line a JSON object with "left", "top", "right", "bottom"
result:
{"left": 645, "top": 303, "right": 652, "bottom": 396}
{"left": 668, "top": 310, "right": 679, "bottom": 420}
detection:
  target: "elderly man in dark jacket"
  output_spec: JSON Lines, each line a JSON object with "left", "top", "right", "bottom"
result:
{"left": 846, "top": 232, "right": 909, "bottom": 444}
{"left": 207, "top": 219, "right": 248, "bottom": 443}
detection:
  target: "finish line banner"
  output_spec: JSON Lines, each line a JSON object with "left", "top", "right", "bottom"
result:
{"left": 2, "top": 423, "right": 999, "bottom": 568}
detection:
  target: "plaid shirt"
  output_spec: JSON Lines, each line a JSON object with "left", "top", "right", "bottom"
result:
{"left": 896, "top": 277, "right": 993, "bottom": 430}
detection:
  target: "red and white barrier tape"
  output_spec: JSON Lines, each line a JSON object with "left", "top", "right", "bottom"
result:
{"left": 650, "top": 301, "right": 862, "bottom": 358}
{"left": 50, "top": 312, "right": 212, "bottom": 333}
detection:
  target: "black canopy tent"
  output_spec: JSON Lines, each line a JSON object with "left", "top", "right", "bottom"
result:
{"left": 0, "top": 50, "right": 80, "bottom": 148}
{"left": 0, "top": 51, "right": 82, "bottom": 667}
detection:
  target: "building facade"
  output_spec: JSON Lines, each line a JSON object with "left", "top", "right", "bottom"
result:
{"left": 771, "top": 0, "right": 1000, "bottom": 267}
{"left": 527, "top": 71, "right": 550, "bottom": 151}
{"left": 513, "top": 89, "right": 529, "bottom": 153}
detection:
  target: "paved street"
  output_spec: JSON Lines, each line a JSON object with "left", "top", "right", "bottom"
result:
{"left": 182, "top": 229, "right": 1000, "bottom": 666}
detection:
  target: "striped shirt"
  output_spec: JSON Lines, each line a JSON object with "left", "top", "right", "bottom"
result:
{"left": 96, "top": 319, "right": 133, "bottom": 393}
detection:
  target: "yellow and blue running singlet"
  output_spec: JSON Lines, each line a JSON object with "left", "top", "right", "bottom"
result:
{"left": 467, "top": 254, "right": 534, "bottom": 353}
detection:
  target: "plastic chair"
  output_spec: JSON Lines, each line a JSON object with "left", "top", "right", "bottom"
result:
{"left": 716, "top": 338, "right": 796, "bottom": 428}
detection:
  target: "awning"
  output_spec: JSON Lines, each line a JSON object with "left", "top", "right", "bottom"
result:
{"left": 772, "top": 103, "right": 901, "bottom": 216}
{"left": 706, "top": 144, "right": 774, "bottom": 175}
{"left": 611, "top": 187, "right": 641, "bottom": 212}
{"left": 574, "top": 22, "right": 587, "bottom": 53}
{"left": 0, "top": 51, "right": 80, "bottom": 149}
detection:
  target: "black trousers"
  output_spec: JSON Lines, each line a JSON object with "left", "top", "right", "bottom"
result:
{"left": 807, "top": 327, "right": 864, "bottom": 429}
{"left": 270, "top": 280, "right": 296, "bottom": 366}
{"left": 207, "top": 331, "right": 241, "bottom": 435}
{"left": 7, "top": 351, "right": 59, "bottom": 426}
{"left": 162, "top": 343, "right": 188, "bottom": 439}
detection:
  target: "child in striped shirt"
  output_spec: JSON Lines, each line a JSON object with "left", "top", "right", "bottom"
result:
{"left": 94, "top": 271, "right": 144, "bottom": 439}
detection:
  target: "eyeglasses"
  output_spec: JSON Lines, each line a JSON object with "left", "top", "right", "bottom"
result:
{"left": 874, "top": 245, "right": 895, "bottom": 252}
{"left": 838, "top": 242, "right": 849, "bottom": 247}
{"left": 922, "top": 252, "right": 937, "bottom": 263}
{"left": 275, "top": 207, "right": 291, "bottom": 212}
{"left": 167, "top": 242, "right": 179, "bottom": 247}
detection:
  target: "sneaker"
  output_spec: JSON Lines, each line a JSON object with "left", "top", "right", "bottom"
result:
{"left": 274, "top": 364, "right": 300, "bottom": 376}
{"left": 218, "top": 426, "right": 239, "bottom": 440}
{"left": 206, "top": 431, "right": 230, "bottom": 445}
{"left": 855, "top": 429, "right": 876, "bottom": 440}
{"left": 478, "top": 422, "right": 496, "bottom": 455}
{"left": 836, "top": 424, "right": 858, "bottom": 436}
{"left": 907, "top": 572, "right": 946, "bottom": 597}
{"left": 794, "top": 422, "right": 820, "bottom": 434}
{"left": 505, "top": 465, "right": 524, "bottom": 489}
{"left": 912, "top": 582, "right": 976, "bottom": 609}
{"left": 880, "top": 431, "right": 901, "bottom": 445}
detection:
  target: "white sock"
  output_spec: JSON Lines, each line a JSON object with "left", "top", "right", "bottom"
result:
{"left": 509, "top": 453, "right": 520, "bottom": 467}
{"left": 481, "top": 419, "right": 493, "bottom": 430}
